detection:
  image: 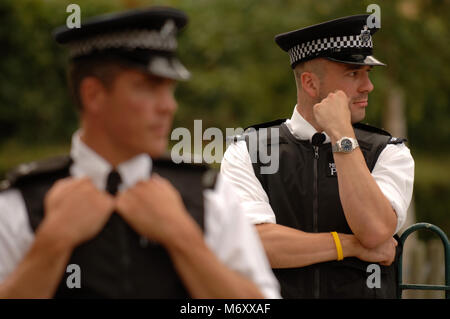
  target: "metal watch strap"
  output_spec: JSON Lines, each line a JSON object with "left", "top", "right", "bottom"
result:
{"left": 332, "top": 137, "right": 359, "bottom": 153}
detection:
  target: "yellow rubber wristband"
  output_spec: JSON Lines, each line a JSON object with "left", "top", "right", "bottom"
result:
{"left": 331, "top": 231, "right": 344, "bottom": 261}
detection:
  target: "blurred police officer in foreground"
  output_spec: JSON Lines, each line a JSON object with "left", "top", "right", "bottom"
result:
{"left": 0, "top": 7, "right": 280, "bottom": 298}
{"left": 221, "top": 15, "right": 414, "bottom": 298}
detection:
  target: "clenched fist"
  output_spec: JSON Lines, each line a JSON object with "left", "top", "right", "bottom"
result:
{"left": 313, "top": 90, "right": 354, "bottom": 142}
{"left": 42, "top": 177, "right": 115, "bottom": 249}
{"left": 355, "top": 237, "right": 398, "bottom": 266}
{"left": 116, "top": 174, "right": 196, "bottom": 246}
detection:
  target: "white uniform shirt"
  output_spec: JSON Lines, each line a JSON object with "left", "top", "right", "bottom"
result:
{"left": 0, "top": 131, "right": 281, "bottom": 298}
{"left": 221, "top": 106, "right": 415, "bottom": 234}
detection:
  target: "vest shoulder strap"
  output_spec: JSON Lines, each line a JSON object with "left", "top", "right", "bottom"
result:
{"left": 0, "top": 155, "right": 72, "bottom": 192}
{"left": 153, "top": 154, "right": 218, "bottom": 190}
{"left": 154, "top": 153, "right": 209, "bottom": 170}
{"left": 244, "top": 119, "right": 287, "bottom": 131}
{"left": 353, "top": 122, "right": 406, "bottom": 171}
{"left": 387, "top": 136, "right": 408, "bottom": 144}
{"left": 353, "top": 122, "right": 407, "bottom": 143}
{"left": 353, "top": 122, "right": 391, "bottom": 136}
{"left": 231, "top": 119, "right": 289, "bottom": 146}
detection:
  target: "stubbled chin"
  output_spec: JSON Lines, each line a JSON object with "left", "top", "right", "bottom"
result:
{"left": 351, "top": 111, "right": 366, "bottom": 124}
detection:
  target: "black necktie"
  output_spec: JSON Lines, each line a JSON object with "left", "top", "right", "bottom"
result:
{"left": 312, "top": 132, "right": 326, "bottom": 146}
{"left": 106, "top": 169, "right": 152, "bottom": 250}
{"left": 106, "top": 170, "right": 122, "bottom": 196}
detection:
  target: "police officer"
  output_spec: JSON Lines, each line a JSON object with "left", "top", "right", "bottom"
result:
{"left": 221, "top": 14, "right": 414, "bottom": 298}
{"left": 0, "top": 7, "right": 280, "bottom": 298}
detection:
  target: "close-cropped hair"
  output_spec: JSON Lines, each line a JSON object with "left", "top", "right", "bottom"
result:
{"left": 67, "top": 54, "right": 130, "bottom": 110}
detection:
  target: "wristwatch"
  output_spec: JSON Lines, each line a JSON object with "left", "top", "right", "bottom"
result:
{"left": 332, "top": 137, "right": 359, "bottom": 153}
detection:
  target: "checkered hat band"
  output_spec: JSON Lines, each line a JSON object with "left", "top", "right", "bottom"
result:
{"left": 288, "top": 34, "right": 373, "bottom": 65}
{"left": 68, "top": 29, "right": 177, "bottom": 58}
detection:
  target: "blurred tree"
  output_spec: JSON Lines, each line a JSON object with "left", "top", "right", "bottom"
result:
{"left": 1, "top": 0, "right": 448, "bottom": 149}
{"left": 0, "top": 0, "right": 124, "bottom": 146}
{"left": 0, "top": 0, "right": 448, "bottom": 236}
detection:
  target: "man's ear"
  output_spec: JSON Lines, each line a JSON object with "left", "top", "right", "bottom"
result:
{"left": 301, "top": 71, "right": 321, "bottom": 98}
{"left": 79, "top": 76, "right": 108, "bottom": 114}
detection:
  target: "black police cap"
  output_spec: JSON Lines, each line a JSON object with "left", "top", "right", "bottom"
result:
{"left": 53, "top": 6, "right": 190, "bottom": 80}
{"left": 275, "top": 14, "right": 385, "bottom": 68}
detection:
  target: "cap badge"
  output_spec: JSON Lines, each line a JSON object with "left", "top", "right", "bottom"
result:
{"left": 160, "top": 20, "right": 176, "bottom": 39}
{"left": 360, "top": 25, "right": 371, "bottom": 44}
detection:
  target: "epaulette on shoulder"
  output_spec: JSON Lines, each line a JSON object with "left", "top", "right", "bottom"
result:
{"left": 154, "top": 153, "right": 218, "bottom": 189}
{"left": 155, "top": 153, "right": 210, "bottom": 171}
{"left": 353, "top": 122, "right": 391, "bottom": 136}
{"left": 231, "top": 119, "right": 288, "bottom": 144}
{"left": 0, "top": 155, "right": 72, "bottom": 191}
{"left": 354, "top": 122, "right": 407, "bottom": 145}
{"left": 244, "top": 119, "right": 287, "bottom": 131}
{"left": 387, "top": 136, "right": 407, "bottom": 144}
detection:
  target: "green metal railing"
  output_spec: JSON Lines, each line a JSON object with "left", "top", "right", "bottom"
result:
{"left": 397, "top": 222, "right": 450, "bottom": 299}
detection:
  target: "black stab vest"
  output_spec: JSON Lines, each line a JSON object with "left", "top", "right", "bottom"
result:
{"left": 243, "top": 120, "right": 403, "bottom": 299}
{"left": 3, "top": 155, "right": 214, "bottom": 298}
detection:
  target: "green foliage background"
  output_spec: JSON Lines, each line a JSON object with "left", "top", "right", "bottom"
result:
{"left": 0, "top": 0, "right": 449, "bottom": 239}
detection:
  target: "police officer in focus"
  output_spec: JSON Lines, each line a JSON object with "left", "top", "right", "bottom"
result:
{"left": 221, "top": 15, "right": 414, "bottom": 298}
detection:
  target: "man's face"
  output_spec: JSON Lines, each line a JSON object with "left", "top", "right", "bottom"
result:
{"left": 101, "top": 68, "right": 177, "bottom": 158}
{"left": 317, "top": 60, "right": 374, "bottom": 123}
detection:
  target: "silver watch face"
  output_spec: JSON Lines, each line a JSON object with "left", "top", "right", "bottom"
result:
{"left": 340, "top": 138, "right": 353, "bottom": 152}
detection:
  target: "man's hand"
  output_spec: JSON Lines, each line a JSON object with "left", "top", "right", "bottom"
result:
{"left": 116, "top": 174, "right": 194, "bottom": 245}
{"left": 313, "top": 90, "right": 354, "bottom": 141}
{"left": 116, "top": 175, "right": 265, "bottom": 298}
{"left": 354, "top": 237, "right": 398, "bottom": 266}
{"left": 42, "top": 177, "right": 115, "bottom": 249}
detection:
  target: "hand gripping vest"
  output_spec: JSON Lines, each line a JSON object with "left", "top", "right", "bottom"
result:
{"left": 2, "top": 155, "right": 217, "bottom": 298}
